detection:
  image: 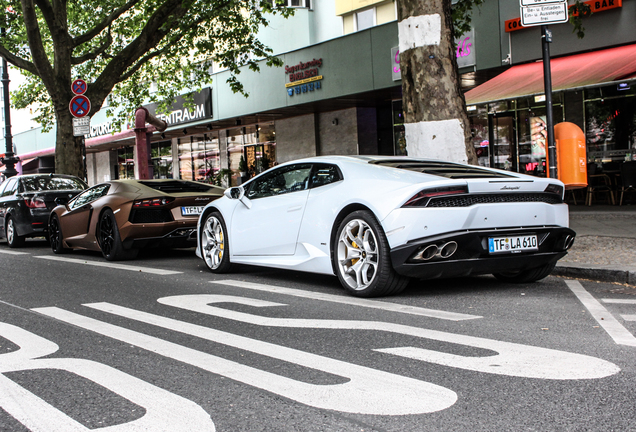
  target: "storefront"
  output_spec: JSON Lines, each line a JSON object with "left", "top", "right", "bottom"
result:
{"left": 464, "top": 44, "right": 636, "bottom": 180}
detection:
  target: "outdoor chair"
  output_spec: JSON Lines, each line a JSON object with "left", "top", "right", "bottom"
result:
{"left": 586, "top": 163, "right": 615, "bottom": 206}
{"left": 619, "top": 161, "right": 636, "bottom": 205}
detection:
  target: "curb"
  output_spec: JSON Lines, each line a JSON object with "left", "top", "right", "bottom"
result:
{"left": 554, "top": 264, "right": 636, "bottom": 285}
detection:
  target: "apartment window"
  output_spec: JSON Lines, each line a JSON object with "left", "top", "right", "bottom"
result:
{"left": 273, "top": 0, "right": 311, "bottom": 7}
{"left": 356, "top": 8, "right": 375, "bottom": 31}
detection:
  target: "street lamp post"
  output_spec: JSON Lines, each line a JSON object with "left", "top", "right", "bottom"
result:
{"left": 1, "top": 26, "right": 18, "bottom": 178}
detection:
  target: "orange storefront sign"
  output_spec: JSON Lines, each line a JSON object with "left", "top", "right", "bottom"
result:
{"left": 505, "top": 0, "right": 622, "bottom": 32}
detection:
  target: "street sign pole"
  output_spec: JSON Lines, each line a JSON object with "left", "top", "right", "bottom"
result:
{"left": 541, "top": 25, "right": 557, "bottom": 179}
{"left": 520, "top": 0, "right": 567, "bottom": 179}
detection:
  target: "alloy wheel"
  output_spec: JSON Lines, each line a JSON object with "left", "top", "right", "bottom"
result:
{"left": 337, "top": 218, "right": 379, "bottom": 290}
{"left": 99, "top": 214, "right": 115, "bottom": 256}
{"left": 202, "top": 215, "right": 225, "bottom": 270}
{"left": 6, "top": 219, "right": 15, "bottom": 245}
{"left": 49, "top": 217, "right": 60, "bottom": 251}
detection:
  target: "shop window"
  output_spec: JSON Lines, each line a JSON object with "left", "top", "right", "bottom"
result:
{"left": 117, "top": 147, "right": 135, "bottom": 179}
{"left": 469, "top": 106, "right": 490, "bottom": 167}
{"left": 227, "top": 123, "right": 277, "bottom": 186}
{"left": 392, "top": 100, "right": 406, "bottom": 156}
{"left": 151, "top": 141, "right": 173, "bottom": 179}
{"left": 585, "top": 86, "right": 636, "bottom": 163}
{"left": 178, "top": 133, "right": 220, "bottom": 183}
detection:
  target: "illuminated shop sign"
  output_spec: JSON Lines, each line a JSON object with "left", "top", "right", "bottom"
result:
{"left": 285, "top": 59, "right": 323, "bottom": 96}
{"left": 391, "top": 30, "right": 475, "bottom": 81}
{"left": 143, "top": 87, "right": 213, "bottom": 126}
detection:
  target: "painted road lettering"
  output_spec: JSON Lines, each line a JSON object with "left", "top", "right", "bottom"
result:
{"left": 34, "top": 305, "right": 458, "bottom": 415}
{"left": 156, "top": 294, "right": 620, "bottom": 380}
{"left": 0, "top": 322, "right": 215, "bottom": 431}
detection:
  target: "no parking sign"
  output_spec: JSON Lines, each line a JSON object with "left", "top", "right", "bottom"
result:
{"left": 69, "top": 78, "right": 91, "bottom": 118}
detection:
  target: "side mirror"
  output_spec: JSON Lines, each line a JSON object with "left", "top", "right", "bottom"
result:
{"left": 54, "top": 197, "right": 69, "bottom": 206}
{"left": 224, "top": 187, "right": 243, "bottom": 200}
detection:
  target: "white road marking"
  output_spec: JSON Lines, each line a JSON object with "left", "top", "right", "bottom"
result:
{"left": 602, "top": 299, "right": 636, "bottom": 304}
{"left": 0, "top": 322, "right": 215, "bottom": 431}
{"left": 212, "top": 280, "right": 481, "bottom": 321}
{"left": 565, "top": 279, "right": 636, "bottom": 347}
{"left": 0, "top": 249, "right": 29, "bottom": 255}
{"left": 622, "top": 315, "right": 636, "bottom": 321}
{"left": 158, "top": 294, "right": 619, "bottom": 380}
{"left": 33, "top": 305, "right": 457, "bottom": 415}
{"left": 34, "top": 256, "right": 182, "bottom": 275}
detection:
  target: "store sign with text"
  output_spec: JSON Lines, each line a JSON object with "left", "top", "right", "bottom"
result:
{"left": 285, "top": 59, "right": 323, "bottom": 96}
{"left": 391, "top": 30, "right": 475, "bottom": 81}
{"left": 143, "top": 87, "right": 213, "bottom": 126}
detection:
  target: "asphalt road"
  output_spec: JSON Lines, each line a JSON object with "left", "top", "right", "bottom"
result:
{"left": 1, "top": 239, "right": 635, "bottom": 431}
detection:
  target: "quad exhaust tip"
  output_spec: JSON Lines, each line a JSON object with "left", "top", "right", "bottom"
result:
{"left": 414, "top": 241, "right": 458, "bottom": 261}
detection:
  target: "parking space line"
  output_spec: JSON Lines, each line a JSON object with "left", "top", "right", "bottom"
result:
{"left": 602, "top": 299, "right": 636, "bottom": 304}
{"left": 0, "top": 250, "right": 29, "bottom": 255}
{"left": 565, "top": 279, "right": 636, "bottom": 347}
{"left": 34, "top": 256, "right": 182, "bottom": 275}
{"left": 211, "top": 280, "right": 482, "bottom": 321}
{"left": 621, "top": 315, "right": 636, "bottom": 322}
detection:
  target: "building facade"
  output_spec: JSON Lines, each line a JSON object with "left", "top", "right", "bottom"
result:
{"left": 3, "top": 0, "right": 636, "bottom": 195}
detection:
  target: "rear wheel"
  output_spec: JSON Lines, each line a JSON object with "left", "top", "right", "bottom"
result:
{"left": 493, "top": 262, "right": 556, "bottom": 283}
{"left": 200, "top": 211, "right": 231, "bottom": 273}
{"left": 6, "top": 217, "right": 25, "bottom": 248}
{"left": 98, "top": 209, "right": 137, "bottom": 261}
{"left": 334, "top": 210, "right": 409, "bottom": 297}
{"left": 48, "top": 214, "right": 69, "bottom": 254}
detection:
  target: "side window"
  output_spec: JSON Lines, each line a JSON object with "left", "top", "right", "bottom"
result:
{"left": 1, "top": 178, "right": 18, "bottom": 197}
{"left": 68, "top": 185, "right": 110, "bottom": 210}
{"left": 246, "top": 164, "right": 313, "bottom": 199}
{"left": 310, "top": 164, "right": 343, "bottom": 189}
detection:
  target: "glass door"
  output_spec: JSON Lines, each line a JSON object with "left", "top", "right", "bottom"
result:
{"left": 488, "top": 112, "right": 517, "bottom": 171}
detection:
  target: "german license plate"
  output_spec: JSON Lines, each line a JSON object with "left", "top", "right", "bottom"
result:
{"left": 181, "top": 206, "right": 205, "bottom": 216}
{"left": 488, "top": 235, "right": 538, "bottom": 254}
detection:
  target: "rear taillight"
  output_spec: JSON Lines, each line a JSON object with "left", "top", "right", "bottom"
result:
{"left": 544, "top": 183, "right": 564, "bottom": 199}
{"left": 133, "top": 197, "right": 175, "bottom": 207}
{"left": 402, "top": 185, "right": 469, "bottom": 207}
{"left": 24, "top": 197, "right": 46, "bottom": 208}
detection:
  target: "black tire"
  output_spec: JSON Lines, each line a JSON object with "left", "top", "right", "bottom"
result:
{"left": 6, "top": 217, "right": 25, "bottom": 248}
{"left": 333, "top": 210, "right": 409, "bottom": 297}
{"left": 48, "top": 214, "right": 69, "bottom": 254}
{"left": 98, "top": 209, "right": 138, "bottom": 261}
{"left": 200, "top": 211, "right": 231, "bottom": 273}
{"left": 493, "top": 262, "right": 556, "bottom": 283}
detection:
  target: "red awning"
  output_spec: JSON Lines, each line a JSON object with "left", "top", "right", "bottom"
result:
{"left": 464, "top": 44, "right": 636, "bottom": 105}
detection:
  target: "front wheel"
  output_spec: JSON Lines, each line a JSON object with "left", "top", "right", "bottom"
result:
{"left": 493, "top": 262, "right": 556, "bottom": 283}
{"left": 200, "top": 211, "right": 231, "bottom": 273}
{"left": 6, "top": 217, "right": 25, "bottom": 248}
{"left": 98, "top": 209, "right": 137, "bottom": 261}
{"left": 48, "top": 214, "right": 69, "bottom": 254}
{"left": 334, "top": 210, "right": 409, "bottom": 297}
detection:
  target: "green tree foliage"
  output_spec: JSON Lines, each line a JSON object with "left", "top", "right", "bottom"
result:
{"left": 0, "top": 0, "right": 292, "bottom": 175}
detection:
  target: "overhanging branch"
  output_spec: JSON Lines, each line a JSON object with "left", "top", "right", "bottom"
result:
{"left": 73, "top": 0, "right": 141, "bottom": 47}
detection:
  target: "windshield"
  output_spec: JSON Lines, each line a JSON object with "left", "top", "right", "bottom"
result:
{"left": 21, "top": 176, "right": 87, "bottom": 192}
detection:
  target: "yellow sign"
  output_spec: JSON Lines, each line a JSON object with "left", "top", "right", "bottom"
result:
{"left": 285, "top": 76, "right": 323, "bottom": 88}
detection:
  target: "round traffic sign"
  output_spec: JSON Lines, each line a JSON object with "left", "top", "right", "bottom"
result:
{"left": 69, "top": 94, "right": 91, "bottom": 118}
{"left": 72, "top": 78, "right": 87, "bottom": 95}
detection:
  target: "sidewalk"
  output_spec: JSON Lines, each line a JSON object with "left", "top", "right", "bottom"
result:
{"left": 554, "top": 205, "right": 636, "bottom": 285}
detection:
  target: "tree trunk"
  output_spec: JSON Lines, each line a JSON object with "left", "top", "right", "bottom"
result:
{"left": 398, "top": 0, "right": 477, "bottom": 164}
{"left": 55, "top": 108, "right": 86, "bottom": 179}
